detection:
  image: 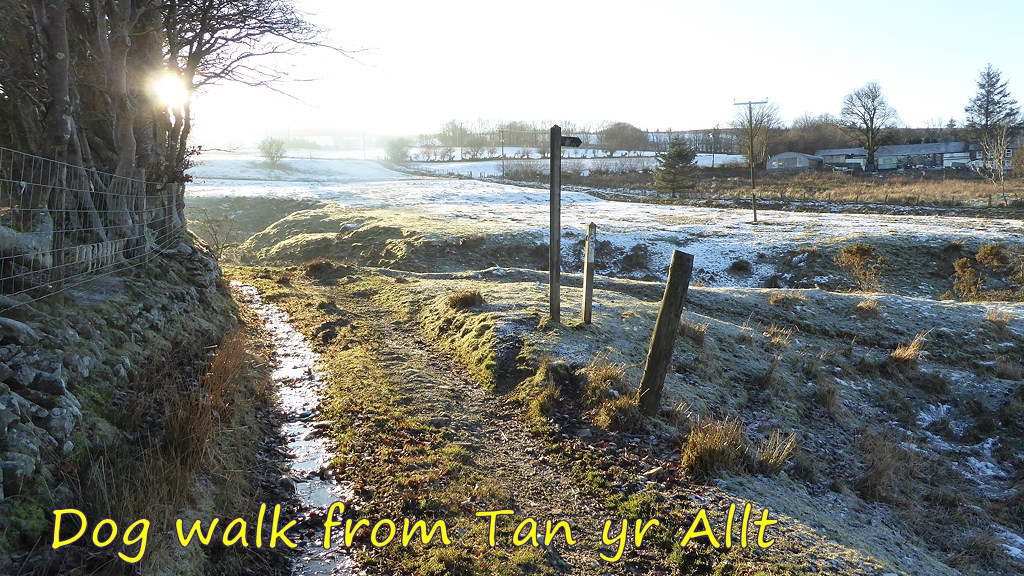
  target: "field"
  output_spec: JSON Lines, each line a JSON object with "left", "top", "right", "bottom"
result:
{"left": 187, "top": 152, "right": 1024, "bottom": 575}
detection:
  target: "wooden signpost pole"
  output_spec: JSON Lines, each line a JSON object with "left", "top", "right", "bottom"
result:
{"left": 549, "top": 125, "right": 562, "bottom": 322}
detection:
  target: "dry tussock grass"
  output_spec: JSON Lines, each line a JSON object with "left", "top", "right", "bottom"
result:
{"left": 854, "top": 298, "right": 880, "bottom": 318}
{"left": 854, "top": 431, "right": 904, "bottom": 502}
{"left": 767, "top": 291, "right": 807, "bottom": 307}
{"left": 680, "top": 417, "right": 750, "bottom": 481}
{"left": 58, "top": 326, "right": 271, "bottom": 571}
{"left": 763, "top": 324, "right": 794, "bottom": 348}
{"left": 890, "top": 331, "right": 929, "bottom": 366}
{"left": 815, "top": 380, "right": 841, "bottom": 418}
{"left": 754, "top": 431, "right": 797, "bottom": 476}
{"left": 679, "top": 316, "right": 709, "bottom": 348}
{"left": 582, "top": 357, "right": 628, "bottom": 407}
{"left": 446, "top": 289, "right": 485, "bottom": 310}
{"left": 983, "top": 309, "right": 1014, "bottom": 337}
{"left": 595, "top": 392, "right": 645, "bottom": 433}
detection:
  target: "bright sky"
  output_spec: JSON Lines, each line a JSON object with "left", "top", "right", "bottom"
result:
{"left": 188, "top": 0, "right": 1024, "bottom": 146}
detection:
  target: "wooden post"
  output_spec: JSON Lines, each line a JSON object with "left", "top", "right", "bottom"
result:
{"left": 752, "top": 189, "right": 758, "bottom": 223}
{"left": 637, "top": 250, "right": 694, "bottom": 416}
{"left": 581, "top": 222, "right": 596, "bottom": 325}
{"left": 550, "top": 125, "right": 562, "bottom": 323}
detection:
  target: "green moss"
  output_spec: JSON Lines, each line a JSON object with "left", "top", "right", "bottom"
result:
{"left": 0, "top": 492, "right": 51, "bottom": 555}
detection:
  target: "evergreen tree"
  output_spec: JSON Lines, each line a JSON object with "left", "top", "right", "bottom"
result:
{"left": 653, "top": 137, "right": 698, "bottom": 198}
{"left": 965, "top": 64, "right": 1020, "bottom": 200}
{"left": 966, "top": 64, "right": 1020, "bottom": 137}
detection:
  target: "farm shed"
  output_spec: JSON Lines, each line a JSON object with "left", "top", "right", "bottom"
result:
{"left": 767, "top": 152, "right": 824, "bottom": 171}
{"left": 874, "top": 142, "right": 969, "bottom": 170}
{"left": 815, "top": 147, "right": 867, "bottom": 168}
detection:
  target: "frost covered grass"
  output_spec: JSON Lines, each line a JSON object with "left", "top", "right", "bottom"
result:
{"left": 203, "top": 157, "right": 1024, "bottom": 574}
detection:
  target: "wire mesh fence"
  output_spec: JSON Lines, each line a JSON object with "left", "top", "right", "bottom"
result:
{"left": 1, "top": 146, "right": 186, "bottom": 309}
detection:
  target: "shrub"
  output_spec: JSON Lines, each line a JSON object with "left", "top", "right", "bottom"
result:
{"left": 834, "top": 242, "right": 888, "bottom": 291}
{"left": 385, "top": 138, "right": 411, "bottom": 164}
{"left": 952, "top": 258, "right": 982, "bottom": 300}
{"left": 679, "top": 417, "right": 750, "bottom": 481}
{"left": 303, "top": 258, "right": 335, "bottom": 278}
{"left": 258, "top": 136, "right": 285, "bottom": 164}
{"left": 728, "top": 258, "right": 752, "bottom": 274}
{"left": 976, "top": 243, "right": 1009, "bottom": 268}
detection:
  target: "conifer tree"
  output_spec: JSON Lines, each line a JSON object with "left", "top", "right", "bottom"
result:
{"left": 965, "top": 64, "right": 1019, "bottom": 202}
{"left": 654, "top": 137, "right": 698, "bottom": 198}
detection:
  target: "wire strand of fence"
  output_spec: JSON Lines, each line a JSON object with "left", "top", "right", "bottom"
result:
{"left": 1, "top": 146, "right": 185, "bottom": 310}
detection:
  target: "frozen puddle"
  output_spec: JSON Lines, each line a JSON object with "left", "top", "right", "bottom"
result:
{"left": 232, "top": 282, "right": 354, "bottom": 576}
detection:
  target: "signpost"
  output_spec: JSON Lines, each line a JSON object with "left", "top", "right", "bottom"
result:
{"left": 549, "top": 125, "right": 582, "bottom": 323}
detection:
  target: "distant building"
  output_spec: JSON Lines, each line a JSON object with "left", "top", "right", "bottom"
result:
{"left": 816, "top": 147, "right": 867, "bottom": 168}
{"left": 874, "top": 142, "right": 971, "bottom": 169}
{"left": 816, "top": 142, "right": 988, "bottom": 170}
{"left": 767, "top": 152, "right": 824, "bottom": 171}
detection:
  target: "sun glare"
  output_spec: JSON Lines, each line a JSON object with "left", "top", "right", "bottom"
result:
{"left": 153, "top": 74, "right": 189, "bottom": 109}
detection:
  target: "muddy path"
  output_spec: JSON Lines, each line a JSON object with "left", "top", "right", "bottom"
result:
{"left": 232, "top": 272, "right": 660, "bottom": 574}
{"left": 353, "top": 308, "right": 617, "bottom": 572}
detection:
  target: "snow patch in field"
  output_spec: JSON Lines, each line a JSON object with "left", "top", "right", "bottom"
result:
{"left": 188, "top": 155, "right": 1024, "bottom": 288}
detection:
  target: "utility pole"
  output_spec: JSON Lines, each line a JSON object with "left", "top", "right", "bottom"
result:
{"left": 711, "top": 126, "right": 718, "bottom": 168}
{"left": 734, "top": 100, "right": 767, "bottom": 223}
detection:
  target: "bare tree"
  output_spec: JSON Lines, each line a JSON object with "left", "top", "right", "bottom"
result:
{"left": 598, "top": 122, "right": 650, "bottom": 155}
{"left": 839, "top": 81, "right": 899, "bottom": 167}
{"left": 731, "top": 100, "right": 782, "bottom": 221}
{"left": 785, "top": 113, "right": 855, "bottom": 155}
{"left": 258, "top": 136, "right": 286, "bottom": 164}
{"left": 731, "top": 101, "right": 782, "bottom": 169}
{"left": 0, "top": 0, "right": 346, "bottom": 266}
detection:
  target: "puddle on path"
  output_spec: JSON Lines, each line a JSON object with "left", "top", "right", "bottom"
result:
{"left": 232, "top": 282, "right": 355, "bottom": 576}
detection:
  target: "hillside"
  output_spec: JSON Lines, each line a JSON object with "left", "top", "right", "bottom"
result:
{"left": 180, "top": 154, "right": 1024, "bottom": 575}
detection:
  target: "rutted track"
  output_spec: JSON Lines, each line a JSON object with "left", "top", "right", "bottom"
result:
{"left": 235, "top": 274, "right": 648, "bottom": 574}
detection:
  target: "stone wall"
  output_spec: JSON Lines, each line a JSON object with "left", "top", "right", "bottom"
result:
{"left": 0, "top": 234, "right": 234, "bottom": 502}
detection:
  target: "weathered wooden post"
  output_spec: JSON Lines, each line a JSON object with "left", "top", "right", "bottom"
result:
{"left": 581, "top": 222, "right": 597, "bottom": 325}
{"left": 637, "top": 250, "right": 694, "bottom": 416}
{"left": 549, "top": 125, "right": 562, "bottom": 323}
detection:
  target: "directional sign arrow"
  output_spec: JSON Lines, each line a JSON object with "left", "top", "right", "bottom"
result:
{"left": 560, "top": 136, "right": 583, "bottom": 147}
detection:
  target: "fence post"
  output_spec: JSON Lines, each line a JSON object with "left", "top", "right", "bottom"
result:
{"left": 581, "top": 222, "right": 596, "bottom": 325}
{"left": 637, "top": 250, "right": 694, "bottom": 416}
